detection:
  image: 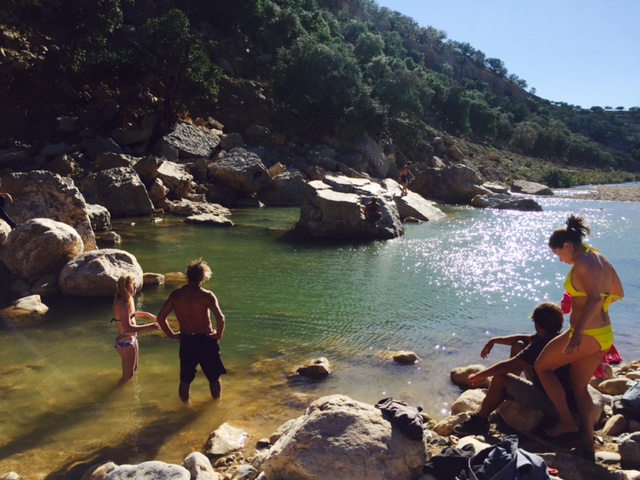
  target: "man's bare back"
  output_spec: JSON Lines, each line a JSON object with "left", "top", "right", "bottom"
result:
{"left": 158, "top": 284, "right": 225, "bottom": 339}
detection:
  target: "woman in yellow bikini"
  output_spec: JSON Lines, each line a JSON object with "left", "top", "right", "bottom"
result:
{"left": 535, "top": 214, "right": 624, "bottom": 459}
{"left": 112, "top": 274, "right": 160, "bottom": 384}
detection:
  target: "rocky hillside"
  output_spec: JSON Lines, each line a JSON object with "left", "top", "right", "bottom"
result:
{"left": 1, "top": 0, "right": 639, "bottom": 186}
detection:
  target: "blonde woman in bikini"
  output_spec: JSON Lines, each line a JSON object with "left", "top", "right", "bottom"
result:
{"left": 112, "top": 274, "right": 160, "bottom": 384}
{"left": 535, "top": 214, "right": 624, "bottom": 459}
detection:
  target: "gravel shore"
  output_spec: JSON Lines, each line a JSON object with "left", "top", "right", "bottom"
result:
{"left": 554, "top": 184, "right": 640, "bottom": 202}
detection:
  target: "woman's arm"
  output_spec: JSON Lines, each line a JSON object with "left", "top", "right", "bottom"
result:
{"left": 122, "top": 314, "right": 159, "bottom": 333}
{"left": 610, "top": 263, "right": 624, "bottom": 301}
{"left": 135, "top": 311, "right": 157, "bottom": 321}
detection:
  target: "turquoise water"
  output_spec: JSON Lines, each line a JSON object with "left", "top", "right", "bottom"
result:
{"left": 1, "top": 192, "right": 639, "bottom": 478}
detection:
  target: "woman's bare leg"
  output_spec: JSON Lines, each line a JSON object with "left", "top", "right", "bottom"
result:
{"left": 133, "top": 340, "right": 139, "bottom": 373}
{"left": 536, "top": 331, "right": 603, "bottom": 437}
{"left": 570, "top": 351, "right": 604, "bottom": 453}
{"left": 117, "top": 345, "right": 136, "bottom": 384}
{"left": 535, "top": 331, "right": 580, "bottom": 436}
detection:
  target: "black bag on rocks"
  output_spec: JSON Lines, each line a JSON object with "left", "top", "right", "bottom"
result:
{"left": 423, "top": 443, "right": 476, "bottom": 480}
{"left": 467, "top": 435, "right": 550, "bottom": 480}
{"left": 375, "top": 397, "right": 424, "bottom": 441}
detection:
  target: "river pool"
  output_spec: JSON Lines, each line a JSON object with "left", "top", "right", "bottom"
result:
{"left": 1, "top": 192, "right": 639, "bottom": 478}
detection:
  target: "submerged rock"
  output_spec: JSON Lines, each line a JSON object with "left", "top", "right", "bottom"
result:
{"left": 471, "top": 192, "right": 542, "bottom": 211}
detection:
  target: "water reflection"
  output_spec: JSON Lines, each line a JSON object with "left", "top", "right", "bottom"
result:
{"left": 2, "top": 198, "right": 640, "bottom": 478}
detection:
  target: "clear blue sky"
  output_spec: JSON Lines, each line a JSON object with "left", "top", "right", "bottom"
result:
{"left": 374, "top": 0, "right": 640, "bottom": 110}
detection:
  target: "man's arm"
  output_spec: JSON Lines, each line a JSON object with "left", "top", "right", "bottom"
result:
{"left": 480, "top": 334, "right": 533, "bottom": 358}
{"left": 207, "top": 292, "right": 225, "bottom": 340}
{"left": 467, "top": 356, "right": 529, "bottom": 386}
{"left": 157, "top": 294, "right": 179, "bottom": 339}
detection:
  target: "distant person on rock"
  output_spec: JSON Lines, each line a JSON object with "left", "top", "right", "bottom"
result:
{"left": 0, "top": 192, "right": 17, "bottom": 229}
{"left": 112, "top": 274, "right": 160, "bottom": 384}
{"left": 399, "top": 162, "right": 414, "bottom": 196}
{"left": 157, "top": 258, "right": 227, "bottom": 403}
{"left": 363, "top": 196, "right": 382, "bottom": 225}
{"left": 453, "top": 302, "right": 569, "bottom": 436}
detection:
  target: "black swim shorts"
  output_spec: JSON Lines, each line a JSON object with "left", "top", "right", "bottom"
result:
{"left": 179, "top": 334, "right": 227, "bottom": 384}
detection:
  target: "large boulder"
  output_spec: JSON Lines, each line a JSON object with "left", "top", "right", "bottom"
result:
{"left": 1, "top": 218, "right": 83, "bottom": 279}
{"left": 294, "top": 179, "right": 403, "bottom": 240}
{"left": 348, "top": 132, "right": 390, "bottom": 178}
{"left": 381, "top": 179, "right": 446, "bottom": 221}
{"left": 80, "top": 136, "right": 123, "bottom": 161}
{"left": 257, "top": 170, "right": 306, "bottom": 206}
{"left": 156, "top": 161, "right": 194, "bottom": 199}
{"left": 133, "top": 155, "right": 162, "bottom": 186}
{"left": 154, "top": 122, "right": 221, "bottom": 159}
{"left": 262, "top": 395, "right": 428, "bottom": 480}
{"left": 471, "top": 193, "right": 543, "bottom": 212}
{"left": 86, "top": 204, "right": 112, "bottom": 232}
{"left": 510, "top": 180, "right": 554, "bottom": 196}
{"left": 77, "top": 167, "right": 154, "bottom": 217}
{"left": 159, "top": 198, "right": 231, "bottom": 220}
{"left": 1, "top": 170, "right": 97, "bottom": 250}
{"left": 497, "top": 400, "right": 546, "bottom": 432}
{"left": 207, "top": 148, "right": 272, "bottom": 196}
{"left": 94, "top": 152, "right": 136, "bottom": 171}
{"left": 411, "top": 164, "right": 490, "bottom": 204}
{"left": 58, "top": 249, "right": 143, "bottom": 297}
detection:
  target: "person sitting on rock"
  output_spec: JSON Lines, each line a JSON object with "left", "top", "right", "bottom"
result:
{"left": 363, "top": 197, "right": 382, "bottom": 225}
{"left": 453, "top": 302, "right": 570, "bottom": 436}
{"left": 0, "top": 192, "right": 17, "bottom": 229}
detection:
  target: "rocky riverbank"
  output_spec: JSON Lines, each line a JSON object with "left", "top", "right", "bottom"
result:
{"left": 3, "top": 356, "right": 634, "bottom": 480}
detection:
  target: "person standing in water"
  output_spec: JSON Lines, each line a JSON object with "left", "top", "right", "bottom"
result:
{"left": 157, "top": 258, "right": 227, "bottom": 403}
{"left": 535, "top": 214, "right": 624, "bottom": 460}
{"left": 112, "top": 274, "right": 160, "bottom": 384}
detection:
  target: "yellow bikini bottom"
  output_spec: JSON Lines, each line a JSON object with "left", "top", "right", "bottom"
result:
{"left": 569, "top": 324, "right": 614, "bottom": 352}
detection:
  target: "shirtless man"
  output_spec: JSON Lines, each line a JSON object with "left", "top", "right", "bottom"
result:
{"left": 398, "top": 162, "right": 414, "bottom": 196}
{"left": 157, "top": 258, "right": 227, "bottom": 403}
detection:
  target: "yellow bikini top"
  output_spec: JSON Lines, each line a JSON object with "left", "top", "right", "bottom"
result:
{"left": 564, "top": 244, "right": 620, "bottom": 311}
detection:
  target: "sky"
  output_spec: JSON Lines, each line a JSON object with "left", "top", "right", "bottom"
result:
{"left": 374, "top": 0, "right": 640, "bottom": 110}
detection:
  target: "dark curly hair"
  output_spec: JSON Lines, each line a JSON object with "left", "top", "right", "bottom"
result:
{"left": 530, "top": 302, "right": 564, "bottom": 334}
